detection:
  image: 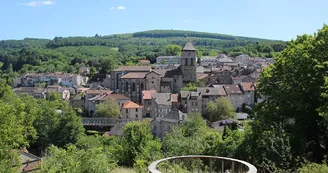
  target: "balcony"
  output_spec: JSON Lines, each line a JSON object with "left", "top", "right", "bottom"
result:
{"left": 148, "top": 155, "right": 257, "bottom": 173}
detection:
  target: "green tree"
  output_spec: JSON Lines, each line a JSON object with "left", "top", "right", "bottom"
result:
{"left": 120, "top": 121, "right": 162, "bottom": 168}
{"left": 181, "top": 83, "right": 197, "bottom": 91}
{"left": 165, "top": 44, "right": 182, "bottom": 56}
{"left": 96, "top": 99, "right": 120, "bottom": 118}
{"left": 250, "top": 25, "right": 328, "bottom": 171}
{"left": 42, "top": 145, "right": 117, "bottom": 173}
{"left": 207, "top": 97, "right": 236, "bottom": 122}
{"left": 298, "top": 163, "right": 328, "bottom": 173}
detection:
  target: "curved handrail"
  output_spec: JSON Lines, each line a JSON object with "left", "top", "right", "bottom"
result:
{"left": 148, "top": 155, "right": 257, "bottom": 173}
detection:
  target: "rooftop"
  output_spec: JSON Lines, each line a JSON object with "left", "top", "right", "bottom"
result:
{"left": 113, "top": 66, "right": 152, "bottom": 72}
{"left": 122, "top": 101, "right": 143, "bottom": 109}
{"left": 182, "top": 41, "right": 196, "bottom": 51}
{"left": 241, "top": 82, "right": 255, "bottom": 91}
{"left": 197, "top": 87, "right": 227, "bottom": 96}
{"left": 224, "top": 85, "right": 243, "bottom": 95}
{"left": 143, "top": 90, "right": 157, "bottom": 100}
{"left": 152, "top": 93, "right": 172, "bottom": 106}
{"left": 121, "top": 72, "right": 148, "bottom": 79}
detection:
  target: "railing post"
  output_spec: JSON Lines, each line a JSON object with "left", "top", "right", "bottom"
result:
{"left": 210, "top": 158, "right": 212, "bottom": 173}
{"left": 197, "top": 158, "right": 200, "bottom": 173}
{"left": 232, "top": 161, "right": 234, "bottom": 173}
{"left": 222, "top": 160, "right": 224, "bottom": 173}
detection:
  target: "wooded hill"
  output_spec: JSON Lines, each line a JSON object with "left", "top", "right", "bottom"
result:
{"left": 0, "top": 30, "right": 286, "bottom": 75}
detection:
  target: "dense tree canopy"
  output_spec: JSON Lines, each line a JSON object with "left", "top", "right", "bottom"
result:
{"left": 240, "top": 25, "right": 328, "bottom": 172}
{"left": 96, "top": 99, "right": 120, "bottom": 118}
{"left": 207, "top": 97, "right": 236, "bottom": 122}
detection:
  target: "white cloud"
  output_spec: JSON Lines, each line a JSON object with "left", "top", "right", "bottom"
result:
{"left": 110, "top": 6, "right": 125, "bottom": 10}
{"left": 25, "top": 1, "right": 55, "bottom": 7}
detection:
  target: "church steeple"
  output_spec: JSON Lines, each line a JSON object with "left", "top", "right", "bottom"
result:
{"left": 182, "top": 41, "right": 196, "bottom": 51}
{"left": 180, "top": 41, "right": 197, "bottom": 82}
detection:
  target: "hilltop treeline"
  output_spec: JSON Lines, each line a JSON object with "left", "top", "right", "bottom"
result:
{"left": 0, "top": 30, "right": 287, "bottom": 76}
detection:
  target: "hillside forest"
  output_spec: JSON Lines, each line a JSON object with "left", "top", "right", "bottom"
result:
{"left": 0, "top": 30, "right": 286, "bottom": 79}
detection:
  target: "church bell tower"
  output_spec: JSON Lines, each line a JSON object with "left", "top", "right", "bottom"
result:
{"left": 180, "top": 41, "right": 197, "bottom": 83}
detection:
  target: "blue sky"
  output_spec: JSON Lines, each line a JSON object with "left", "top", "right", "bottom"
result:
{"left": 1, "top": 0, "right": 328, "bottom": 41}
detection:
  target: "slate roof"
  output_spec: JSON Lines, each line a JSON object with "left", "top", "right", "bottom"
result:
{"left": 154, "top": 69, "right": 168, "bottom": 77}
{"left": 182, "top": 41, "right": 196, "bottom": 51}
{"left": 107, "top": 94, "right": 130, "bottom": 101}
{"left": 223, "top": 85, "right": 243, "bottom": 95}
{"left": 86, "top": 89, "right": 112, "bottom": 95}
{"left": 211, "top": 85, "right": 228, "bottom": 96}
{"left": 161, "top": 109, "right": 187, "bottom": 123}
{"left": 163, "top": 68, "right": 183, "bottom": 78}
{"left": 108, "top": 122, "right": 125, "bottom": 136}
{"left": 190, "top": 91, "right": 201, "bottom": 97}
{"left": 152, "top": 93, "right": 172, "bottom": 106}
{"left": 113, "top": 66, "right": 151, "bottom": 72}
{"left": 197, "top": 87, "right": 227, "bottom": 96}
{"left": 121, "top": 72, "right": 148, "bottom": 79}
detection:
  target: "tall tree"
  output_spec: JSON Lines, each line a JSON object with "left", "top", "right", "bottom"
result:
{"left": 207, "top": 97, "right": 236, "bottom": 122}
{"left": 165, "top": 45, "right": 182, "bottom": 56}
{"left": 245, "top": 25, "right": 328, "bottom": 171}
{"left": 96, "top": 99, "right": 120, "bottom": 118}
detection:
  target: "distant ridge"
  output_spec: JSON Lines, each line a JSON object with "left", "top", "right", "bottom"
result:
{"left": 132, "top": 30, "right": 281, "bottom": 42}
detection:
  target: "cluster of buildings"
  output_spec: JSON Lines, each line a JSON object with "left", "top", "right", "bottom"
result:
{"left": 12, "top": 42, "right": 272, "bottom": 139}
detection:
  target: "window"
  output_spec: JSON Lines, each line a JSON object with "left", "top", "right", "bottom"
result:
{"left": 191, "top": 58, "right": 194, "bottom": 65}
{"left": 136, "top": 114, "right": 138, "bottom": 118}
{"left": 192, "top": 102, "right": 194, "bottom": 106}
{"left": 195, "top": 102, "right": 198, "bottom": 106}
{"left": 152, "top": 76, "right": 154, "bottom": 79}
{"left": 136, "top": 108, "right": 138, "bottom": 112}
{"left": 126, "top": 109, "right": 128, "bottom": 113}
{"left": 124, "top": 81, "right": 128, "bottom": 91}
{"left": 132, "top": 82, "right": 136, "bottom": 92}
{"left": 148, "top": 102, "right": 151, "bottom": 106}
{"left": 152, "top": 81, "right": 154, "bottom": 84}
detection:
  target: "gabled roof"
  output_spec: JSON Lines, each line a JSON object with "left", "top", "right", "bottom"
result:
{"left": 108, "top": 122, "right": 125, "bottom": 136}
{"left": 152, "top": 93, "right": 172, "bottom": 106}
{"left": 107, "top": 94, "right": 130, "bottom": 101}
{"left": 86, "top": 89, "right": 112, "bottom": 95}
{"left": 143, "top": 90, "right": 157, "bottom": 100}
{"left": 161, "top": 109, "right": 187, "bottom": 123}
{"left": 182, "top": 41, "right": 196, "bottom": 51}
{"left": 241, "top": 82, "right": 255, "bottom": 91}
{"left": 113, "top": 66, "right": 152, "bottom": 72}
{"left": 223, "top": 85, "right": 243, "bottom": 95}
{"left": 197, "top": 87, "right": 227, "bottom": 96}
{"left": 123, "top": 101, "right": 143, "bottom": 109}
{"left": 121, "top": 72, "right": 148, "bottom": 79}
{"left": 138, "top": 59, "right": 150, "bottom": 63}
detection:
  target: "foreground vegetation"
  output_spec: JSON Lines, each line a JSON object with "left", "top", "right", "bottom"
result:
{"left": 4, "top": 26, "right": 328, "bottom": 172}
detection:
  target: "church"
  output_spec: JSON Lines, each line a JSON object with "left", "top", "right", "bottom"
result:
{"left": 109, "top": 41, "right": 198, "bottom": 103}
{"left": 159, "top": 41, "right": 197, "bottom": 93}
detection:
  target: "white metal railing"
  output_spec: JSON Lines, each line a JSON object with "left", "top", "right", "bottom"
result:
{"left": 148, "top": 155, "right": 257, "bottom": 173}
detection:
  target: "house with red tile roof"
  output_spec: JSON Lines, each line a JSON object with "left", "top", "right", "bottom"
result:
{"left": 121, "top": 101, "right": 143, "bottom": 119}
